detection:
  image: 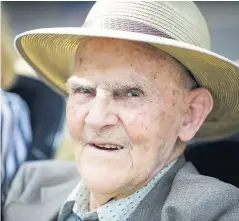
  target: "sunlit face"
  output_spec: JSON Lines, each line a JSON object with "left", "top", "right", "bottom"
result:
{"left": 66, "top": 37, "right": 189, "bottom": 197}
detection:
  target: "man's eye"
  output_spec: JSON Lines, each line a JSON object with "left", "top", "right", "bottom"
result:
{"left": 74, "top": 87, "right": 94, "bottom": 95}
{"left": 126, "top": 89, "right": 143, "bottom": 97}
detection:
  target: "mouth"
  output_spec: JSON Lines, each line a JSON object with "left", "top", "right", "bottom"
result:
{"left": 89, "top": 143, "right": 124, "bottom": 151}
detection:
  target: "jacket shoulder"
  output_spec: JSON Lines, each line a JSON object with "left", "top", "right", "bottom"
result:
{"left": 162, "top": 162, "right": 239, "bottom": 220}
{"left": 5, "top": 160, "right": 78, "bottom": 205}
{"left": 21, "top": 160, "right": 77, "bottom": 183}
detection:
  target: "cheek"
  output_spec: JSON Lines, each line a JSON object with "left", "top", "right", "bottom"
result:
{"left": 119, "top": 100, "right": 177, "bottom": 148}
{"left": 118, "top": 106, "right": 156, "bottom": 144}
{"left": 66, "top": 98, "right": 87, "bottom": 140}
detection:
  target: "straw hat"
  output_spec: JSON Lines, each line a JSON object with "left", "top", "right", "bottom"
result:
{"left": 14, "top": 1, "right": 239, "bottom": 140}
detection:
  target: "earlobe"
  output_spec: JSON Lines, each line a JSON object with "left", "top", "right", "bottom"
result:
{"left": 179, "top": 88, "right": 213, "bottom": 142}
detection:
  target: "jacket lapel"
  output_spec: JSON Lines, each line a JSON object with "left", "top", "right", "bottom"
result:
{"left": 128, "top": 155, "right": 186, "bottom": 221}
{"left": 5, "top": 178, "right": 79, "bottom": 221}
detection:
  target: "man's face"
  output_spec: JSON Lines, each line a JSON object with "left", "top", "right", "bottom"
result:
{"left": 66, "top": 38, "right": 188, "bottom": 197}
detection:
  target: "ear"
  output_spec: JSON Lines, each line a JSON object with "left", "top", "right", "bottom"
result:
{"left": 178, "top": 88, "right": 213, "bottom": 142}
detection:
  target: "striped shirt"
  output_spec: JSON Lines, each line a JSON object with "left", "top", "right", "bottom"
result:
{"left": 1, "top": 89, "right": 32, "bottom": 204}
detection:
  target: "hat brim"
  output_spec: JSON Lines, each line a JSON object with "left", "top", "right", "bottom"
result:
{"left": 14, "top": 27, "right": 239, "bottom": 140}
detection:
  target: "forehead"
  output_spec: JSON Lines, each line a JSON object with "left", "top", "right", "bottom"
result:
{"left": 72, "top": 37, "right": 182, "bottom": 85}
{"left": 75, "top": 37, "right": 174, "bottom": 64}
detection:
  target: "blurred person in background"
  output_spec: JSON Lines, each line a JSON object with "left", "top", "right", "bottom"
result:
{"left": 4, "top": 1, "right": 239, "bottom": 221}
{"left": 1, "top": 7, "right": 66, "bottom": 210}
{"left": 1, "top": 9, "right": 32, "bottom": 206}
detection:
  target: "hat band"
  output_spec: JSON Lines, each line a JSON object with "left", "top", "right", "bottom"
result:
{"left": 83, "top": 18, "right": 174, "bottom": 40}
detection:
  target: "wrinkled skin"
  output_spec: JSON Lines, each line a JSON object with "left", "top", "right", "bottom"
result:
{"left": 66, "top": 37, "right": 213, "bottom": 209}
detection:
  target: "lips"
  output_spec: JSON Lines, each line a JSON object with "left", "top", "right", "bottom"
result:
{"left": 89, "top": 143, "right": 124, "bottom": 151}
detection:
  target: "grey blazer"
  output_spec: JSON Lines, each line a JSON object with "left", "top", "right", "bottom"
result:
{"left": 4, "top": 156, "right": 239, "bottom": 221}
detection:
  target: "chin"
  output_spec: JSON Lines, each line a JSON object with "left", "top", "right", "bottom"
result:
{"left": 76, "top": 160, "right": 130, "bottom": 195}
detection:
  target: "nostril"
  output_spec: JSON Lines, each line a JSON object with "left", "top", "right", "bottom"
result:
{"left": 85, "top": 112, "right": 119, "bottom": 130}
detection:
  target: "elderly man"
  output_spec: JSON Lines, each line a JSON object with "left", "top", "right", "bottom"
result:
{"left": 4, "top": 1, "right": 239, "bottom": 221}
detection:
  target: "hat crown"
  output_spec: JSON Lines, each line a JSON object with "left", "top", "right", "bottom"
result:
{"left": 84, "top": 1, "right": 211, "bottom": 49}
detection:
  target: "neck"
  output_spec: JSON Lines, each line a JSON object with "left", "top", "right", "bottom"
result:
{"left": 88, "top": 164, "right": 176, "bottom": 210}
{"left": 89, "top": 186, "right": 142, "bottom": 210}
{"left": 89, "top": 193, "right": 110, "bottom": 210}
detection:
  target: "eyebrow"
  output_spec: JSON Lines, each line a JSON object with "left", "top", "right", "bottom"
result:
{"left": 66, "top": 76, "right": 96, "bottom": 88}
{"left": 66, "top": 76, "right": 149, "bottom": 95}
{"left": 103, "top": 82, "right": 146, "bottom": 96}
{"left": 66, "top": 76, "right": 96, "bottom": 93}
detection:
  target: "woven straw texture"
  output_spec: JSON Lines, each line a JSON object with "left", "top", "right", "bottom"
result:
{"left": 14, "top": 1, "right": 239, "bottom": 140}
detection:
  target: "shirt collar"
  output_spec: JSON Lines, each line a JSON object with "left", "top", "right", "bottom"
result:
{"left": 62, "top": 159, "right": 178, "bottom": 221}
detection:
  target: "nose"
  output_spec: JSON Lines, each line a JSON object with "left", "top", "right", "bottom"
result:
{"left": 85, "top": 96, "right": 118, "bottom": 131}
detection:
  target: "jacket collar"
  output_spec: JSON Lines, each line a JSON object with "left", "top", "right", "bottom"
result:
{"left": 127, "top": 155, "right": 186, "bottom": 221}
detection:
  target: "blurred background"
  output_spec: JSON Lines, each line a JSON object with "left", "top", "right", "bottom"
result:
{"left": 1, "top": 2, "right": 239, "bottom": 207}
